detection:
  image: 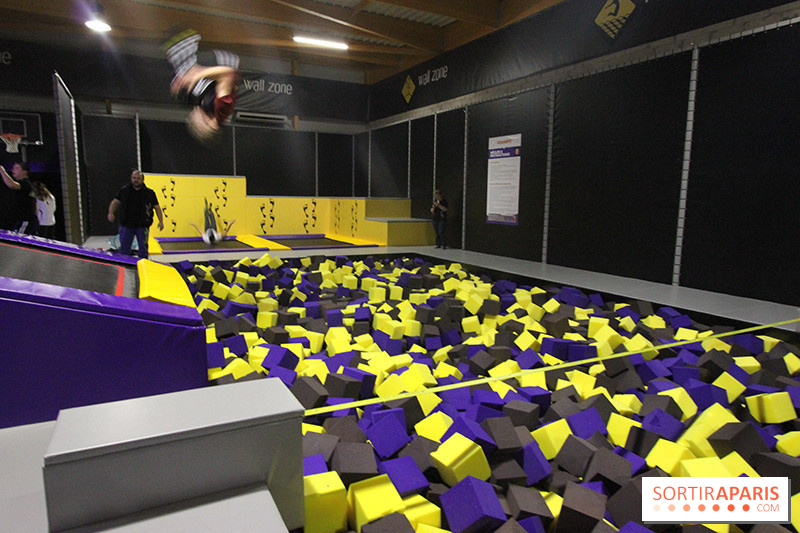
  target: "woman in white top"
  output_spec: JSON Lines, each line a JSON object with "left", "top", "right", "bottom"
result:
{"left": 32, "top": 181, "right": 56, "bottom": 239}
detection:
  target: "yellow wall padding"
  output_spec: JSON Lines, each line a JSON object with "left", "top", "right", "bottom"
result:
{"left": 148, "top": 235, "right": 163, "bottom": 255}
{"left": 137, "top": 259, "right": 197, "bottom": 308}
{"left": 235, "top": 234, "right": 290, "bottom": 250}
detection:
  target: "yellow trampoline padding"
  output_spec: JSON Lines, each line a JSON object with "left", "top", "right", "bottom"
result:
{"left": 326, "top": 234, "right": 379, "bottom": 246}
{"left": 137, "top": 259, "right": 196, "bottom": 308}
{"left": 148, "top": 235, "right": 163, "bottom": 255}
{"left": 236, "top": 234, "right": 290, "bottom": 250}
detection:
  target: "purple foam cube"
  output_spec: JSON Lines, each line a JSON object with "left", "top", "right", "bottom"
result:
{"left": 676, "top": 349, "right": 700, "bottom": 366}
{"left": 325, "top": 397, "right": 358, "bottom": 417}
{"left": 304, "top": 453, "right": 328, "bottom": 476}
{"left": 463, "top": 404, "right": 505, "bottom": 424}
{"left": 425, "top": 336, "right": 443, "bottom": 351}
{"left": 442, "top": 416, "right": 498, "bottom": 456}
{"left": 728, "top": 363, "right": 750, "bottom": 386}
{"left": 326, "top": 309, "right": 344, "bottom": 327}
{"left": 540, "top": 338, "right": 572, "bottom": 360}
{"left": 613, "top": 446, "right": 647, "bottom": 476}
{"left": 260, "top": 344, "right": 299, "bottom": 370}
{"left": 514, "top": 440, "right": 552, "bottom": 485}
{"left": 685, "top": 379, "right": 729, "bottom": 410}
{"left": 730, "top": 333, "right": 764, "bottom": 355}
{"left": 440, "top": 476, "right": 506, "bottom": 533}
{"left": 472, "top": 389, "right": 504, "bottom": 409}
{"left": 618, "top": 522, "right": 655, "bottom": 533}
{"left": 516, "top": 386, "right": 551, "bottom": 415}
{"left": 440, "top": 387, "right": 473, "bottom": 410}
{"left": 363, "top": 414, "right": 411, "bottom": 459}
{"left": 567, "top": 344, "right": 597, "bottom": 362}
{"left": 566, "top": 407, "right": 607, "bottom": 439}
{"left": 518, "top": 516, "right": 547, "bottom": 533}
{"left": 267, "top": 365, "right": 296, "bottom": 388}
{"left": 579, "top": 481, "right": 606, "bottom": 495}
{"left": 380, "top": 456, "right": 429, "bottom": 497}
{"left": 656, "top": 306, "right": 681, "bottom": 320}
{"left": 516, "top": 349, "right": 544, "bottom": 369}
{"left": 671, "top": 366, "right": 700, "bottom": 386}
{"left": 206, "top": 341, "right": 226, "bottom": 368}
{"left": 642, "top": 409, "right": 684, "bottom": 441}
{"left": 616, "top": 306, "right": 641, "bottom": 323}
{"left": 636, "top": 360, "right": 671, "bottom": 382}
{"left": 386, "top": 338, "right": 405, "bottom": 356}
{"left": 367, "top": 407, "right": 407, "bottom": 432}
{"left": 669, "top": 314, "right": 693, "bottom": 329}
{"left": 785, "top": 386, "right": 800, "bottom": 409}
{"left": 466, "top": 344, "right": 488, "bottom": 358}
{"left": 745, "top": 384, "right": 781, "bottom": 396}
{"left": 646, "top": 379, "right": 678, "bottom": 393}
{"left": 324, "top": 351, "right": 357, "bottom": 373}
{"left": 442, "top": 328, "right": 462, "bottom": 347}
{"left": 222, "top": 334, "right": 249, "bottom": 356}
{"left": 354, "top": 306, "right": 371, "bottom": 321}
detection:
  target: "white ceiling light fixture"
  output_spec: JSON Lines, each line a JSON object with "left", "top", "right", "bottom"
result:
{"left": 85, "top": 1, "right": 111, "bottom": 32}
{"left": 293, "top": 36, "right": 348, "bottom": 50}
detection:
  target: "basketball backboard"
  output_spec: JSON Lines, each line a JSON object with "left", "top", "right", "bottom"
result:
{"left": 0, "top": 111, "right": 43, "bottom": 146}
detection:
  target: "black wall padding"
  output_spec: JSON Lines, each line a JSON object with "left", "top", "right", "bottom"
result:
{"left": 682, "top": 29, "right": 800, "bottom": 306}
{"left": 318, "top": 133, "right": 353, "bottom": 197}
{"left": 435, "top": 109, "right": 465, "bottom": 248}
{"left": 548, "top": 53, "right": 690, "bottom": 284}
{"left": 370, "top": 122, "right": 408, "bottom": 198}
{"left": 140, "top": 120, "right": 234, "bottom": 176}
{"left": 465, "top": 89, "right": 549, "bottom": 261}
{"left": 410, "top": 116, "right": 435, "bottom": 219}
{"left": 354, "top": 133, "right": 369, "bottom": 197}
{"left": 236, "top": 127, "right": 315, "bottom": 196}
{"left": 82, "top": 115, "right": 138, "bottom": 236}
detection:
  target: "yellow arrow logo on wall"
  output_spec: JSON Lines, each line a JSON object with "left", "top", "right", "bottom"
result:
{"left": 595, "top": 0, "right": 636, "bottom": 39}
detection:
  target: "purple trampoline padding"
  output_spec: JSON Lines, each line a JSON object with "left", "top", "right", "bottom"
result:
{"left": 0, "top": 230, "right": 139, "bottom": 266}
{"left": 0, "top": 277, "right": 207, "bottom": 428}
{"left": 0, "top": 276, "right": 202, "bottom": 326}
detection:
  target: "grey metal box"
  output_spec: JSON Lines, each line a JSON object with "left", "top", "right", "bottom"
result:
{"left": 42, "top": 379, "right": 304, "bottom": 531}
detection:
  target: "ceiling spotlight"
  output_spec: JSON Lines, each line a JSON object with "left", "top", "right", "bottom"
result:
{"left": 293, "top": 36, "right": 348, "bottom": 50}
{"left": 85, "top": 1, "right": 112, "bottom": 32}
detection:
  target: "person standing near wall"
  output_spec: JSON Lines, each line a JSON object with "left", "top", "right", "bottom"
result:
{"left": 32, "top": 181, "right": 56, "bottom": 239}
{"left": 108, "top": 170, "right": 164, "bottom": 259}
{"left": 1, "top": 162, "right": 37, "bottom": 234}
{"left": 431, "top": 189, "right": 448, "bottom": 249}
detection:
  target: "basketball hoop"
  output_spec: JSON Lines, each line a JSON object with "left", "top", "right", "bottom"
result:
{"left": 0, "top": 133, "right": 21, "bottom": 153}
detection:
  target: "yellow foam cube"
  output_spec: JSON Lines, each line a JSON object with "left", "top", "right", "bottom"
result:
{"left": 658, "top": 387, "right": 698, "bottom": 421}
{"left": 791, "top": 492, "right": 800, "bottom": 532}
{"left": 640, "top": 315, "right": 666, "bottom": 329}
{"left": 517, "top": 370, "right": 546, "bottom": 389}
{"left": 677, "top": 402, "right": 739, "bottom": 458}
{"left": 402, "top": 494, "right": 441, "bottom": 529}
{"left": 607, "top": 412, "right": 642, "bottom": 447}
{"left": 464, "top": 293, "right": 484, "bottom": 316}
{"left": 587, "top": 317, "right": 609, "bottom": 338}
{"left": 375, "top": 373, "right": 407, "bottom": 398}
{"left": 646, "top": 439, "right": 696, "bottom": 476}
{"left": 733, "top": 356, "right": 761, "bottom": 374}
{"left": 531, "top": 418, "right": 572, "bottom": 460}
{"left": 746, "top": 392, "right": 797, "bottom": 424}
{"left": 776, "top": 431, "right": 800, "bottom": 456}
{"left": 431, "top": 432, "right": 491, "bottom": 486}
{"left": 303, "top": 423, "right": 326, "bottom": 435}
{"left": 542, "top": 491, "right": 563, "bottom": 519}
{"left": 211, "top": 282, "right": 231, "bottom": 300}
{"left": 611, "top": 394, "right": 642, "bottom": 417}
{"left": 720, "top": 451, "right": 759, "bottom": 478}
{"left": 346, "top": 474, "right": 405, "bottom": 532}
{"left": 414, "top": 411, "right": 453, "bottom": 443}
{"left": 488, "top": 360, "right": 521, "bottom": 379}
{"left": 592, "top": 324, "right": 624, "bottom": 350}
{"left": 305, "top": 471, "right": 348, "bottom": 533}
{"left": 514, "top": 330, "right": 537, "bottom": 351}
{"left": 712, "top": 372, "right": 746, "bottom": 403}
{"left": 416, "top": 525, "right": 451, "bottom": 533}
{"left": 542, "top": 298, "right": 560, "bottom": 314}
{"left": 417, "top": 391, "right": 442, "bottom": 416}
{"left": 461, "top": 315, "right": 481, "bottom": 334}
{"left": 433, "top": 362, "right": 463, "bottom": 380}
{"left": 678, "top": 456, "right": 731, "bottom": 477}
{"left": 257, "top": 311, "right": 278, "bottom": 329}
{"left": 785, "top": 352, "right": 800, "bottom": 376}
{"left": 617, "top": 315, "right": 637, "bottom": 333}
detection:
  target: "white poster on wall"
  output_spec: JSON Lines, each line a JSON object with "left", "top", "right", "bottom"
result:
{"left": 486, "top": 134, "right": 521, "bottom": 224}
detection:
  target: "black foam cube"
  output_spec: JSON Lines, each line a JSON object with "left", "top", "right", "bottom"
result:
{"left": 361, "top": 513, "right": 415, "bottom": 533}
{"left": 554, "top": 435, "right": 597, "bottom": 478}
{"left": 554, "top": 482, "right": 607, "bottom": 533}
{"left": 503, "top": 401, "right": 540, "bottom": 430}
{"left": 708, "top": 422, "right": 770, "bottom": 464}
{"left": 330, "top": 441, "right": 379, "bottom": 486}
{"left": 323, "top": 415, "right": 367, "bottom": 443}
{"left": 584, "top": 447, "right": 633, "bottom": 491}
{"left": 302, "top": 431, "right": 340, "bottom": 462}
{"left": 291, "top": 376, "right": 329, "bottom": 409}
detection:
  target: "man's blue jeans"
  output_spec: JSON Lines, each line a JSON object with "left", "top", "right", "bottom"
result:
{"left": 119, "top": 226, "right": 149, "bottom": 259}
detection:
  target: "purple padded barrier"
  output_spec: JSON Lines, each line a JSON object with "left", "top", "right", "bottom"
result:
{"left": 265, "top": 234, "right": 326, "bottom": 240}
{"left": 0, "top": 229, "right": 138, "bottom": 266}
{"left": 0, "top": 277, "right": 207, "bottom": 428}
